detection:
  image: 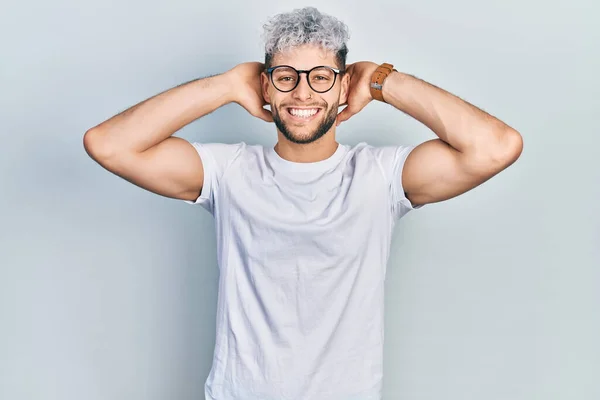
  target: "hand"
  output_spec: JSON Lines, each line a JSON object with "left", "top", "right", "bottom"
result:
{"left": 227, "top": 62, "right": 273, "bottom": 123}
{"left": 336, "top": 61, "right": 379, "bottom": 126}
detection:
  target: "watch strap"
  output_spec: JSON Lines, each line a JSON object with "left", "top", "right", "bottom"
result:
{"left": 370, "top": 63, "right": 396, "bottom": 102}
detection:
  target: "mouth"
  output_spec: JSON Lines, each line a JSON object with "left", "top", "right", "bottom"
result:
{"left": 286, "top": 107, "right": 322, "bottom": 122}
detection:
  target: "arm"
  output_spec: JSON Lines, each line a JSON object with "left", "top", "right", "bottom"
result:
{"left": 382, "top": 70, "right": 523, "bottom": 206}
{"left": 336, "top": 62, "right": 523, "bottom": 207}
{"left": 83, "top": 63, "right": 272, "bottom": 202}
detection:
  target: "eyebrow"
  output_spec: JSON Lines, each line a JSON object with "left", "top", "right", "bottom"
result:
{"left": 268, "top": 65, "right": 341, "bottom": 71}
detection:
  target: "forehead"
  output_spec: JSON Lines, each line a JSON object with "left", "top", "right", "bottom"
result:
{"left": 271, "top": 44, "right": 337, "bottom": 69}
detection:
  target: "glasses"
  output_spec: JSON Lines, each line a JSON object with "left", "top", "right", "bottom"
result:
{"left": 266, "top": 65, "right": 344, "bottom": 93}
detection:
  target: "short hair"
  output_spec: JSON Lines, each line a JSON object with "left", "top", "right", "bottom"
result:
{"left": 262, "top": 7, "right": 350, "bottom": 70}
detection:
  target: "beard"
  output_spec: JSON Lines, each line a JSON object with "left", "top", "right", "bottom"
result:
{"left": 272, "top": 101, "right": 339, "bottom": 145}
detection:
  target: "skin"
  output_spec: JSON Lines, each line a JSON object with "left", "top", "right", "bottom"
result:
{"left": 264, "top": 44, "right": 524, "bottom": 205}
{"left": 83, "top": 43, "right": 523, "bottom": 207}
{"left": 271, "top": 95, "right": 338, "bottom": 146}
{"left": 260, "top": 45, "right": 350, "bottom": 162}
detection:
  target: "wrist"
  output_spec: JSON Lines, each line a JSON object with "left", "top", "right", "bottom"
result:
{"left": 381, "top": 70, "right": 403, "bottom": 104}
{"left": 370, "top": 63, "right": 397, "bottom": 103}
{"left": 221, "top": 69, "right": 240, "bottom": 104}
{"left": 366, "top": 63, "right": 379, "bottom": 102}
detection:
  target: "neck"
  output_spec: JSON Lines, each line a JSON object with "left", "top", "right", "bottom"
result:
{"left": 274, "top": 133, "right": 339, "bottom": 163}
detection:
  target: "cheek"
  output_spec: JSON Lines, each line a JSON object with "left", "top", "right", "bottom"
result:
{"left": 270, "top": 92, "right": 285, "bottom": 106}
{"left": 323, "top": 97, "right": 336, "bottom": 110}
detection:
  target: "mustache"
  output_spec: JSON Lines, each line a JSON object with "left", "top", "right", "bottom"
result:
{"left": 279, "top": 103, "right": 326, "bottom": 108}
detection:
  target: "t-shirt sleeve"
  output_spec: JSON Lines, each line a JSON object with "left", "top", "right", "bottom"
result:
{"left": 373, "top": 144, "right": 424, "bottom": 220}
{"left": 183, "top": 141, "right": 245, "bottom": 215}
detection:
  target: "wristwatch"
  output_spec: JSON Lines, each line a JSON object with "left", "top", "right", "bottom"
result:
{"left": 370, "top": 63, "right": 397, "bottom": 102}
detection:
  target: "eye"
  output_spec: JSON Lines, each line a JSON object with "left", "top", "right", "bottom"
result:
{"left": 276, "top": 76, "right": 296, "bottom": 82}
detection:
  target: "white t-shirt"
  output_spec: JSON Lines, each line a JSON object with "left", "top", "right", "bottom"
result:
{"left": 186, "top": 141, "right": 420, "bottom": 400}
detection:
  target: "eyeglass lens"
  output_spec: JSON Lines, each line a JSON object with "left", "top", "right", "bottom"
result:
{"left": 271, "top": 67, "right": 336, "bottom": 92}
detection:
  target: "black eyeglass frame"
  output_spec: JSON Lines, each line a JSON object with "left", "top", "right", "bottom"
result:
{"left": 265, "top": 65, "right": 345, "bottom": 93}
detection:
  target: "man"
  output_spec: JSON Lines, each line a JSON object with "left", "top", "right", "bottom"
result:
{"left": 83, "top": 6, "right": 522, "bottom": 400}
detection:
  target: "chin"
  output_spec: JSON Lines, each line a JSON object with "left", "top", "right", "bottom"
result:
{"left": 274, "top": 107, "right": 337, "bottom": 145}
{"left": 286, "top": 132, "right": 323, "bottom": 145}
{"left": 282, "top": 122, "right": 331, "bottom": 144}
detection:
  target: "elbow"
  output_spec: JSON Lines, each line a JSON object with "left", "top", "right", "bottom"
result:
{"left": 483, "top": 127, "right": 523, "bottom": 173}
{"left": 496, "top": 127, "right": 523, "bottom": 167}
{"left": 82, "top": 128, "right": 95, "bottom": 155}
{"left": 83, "top": 127, "right": 115, "bottom": 162}
{"left": 469, "top": 127, "right": 523, "bottom": 176}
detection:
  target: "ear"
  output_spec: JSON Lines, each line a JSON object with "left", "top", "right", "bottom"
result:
{"left": 261, "top": 71, "right": 271, "bottom": 104}
{"left": 339, "top": 72, "right": 350, "bottom": 105}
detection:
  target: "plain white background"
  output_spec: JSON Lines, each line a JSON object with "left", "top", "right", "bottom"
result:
{"left": 1, "top": 0, "right": 598, "bottom": 399}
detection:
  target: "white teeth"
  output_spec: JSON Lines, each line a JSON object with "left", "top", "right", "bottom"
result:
{"left": 289, "top": 108, "right": 318, "bottom": 118}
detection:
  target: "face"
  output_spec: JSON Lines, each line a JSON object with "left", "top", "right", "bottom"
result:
{"left": 261, "top": 44, "right": 349, "bottom": 145}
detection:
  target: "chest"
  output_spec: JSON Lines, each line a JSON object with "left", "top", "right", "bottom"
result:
{"left": 218, "top": 162, "right": 392, "bottom": 260}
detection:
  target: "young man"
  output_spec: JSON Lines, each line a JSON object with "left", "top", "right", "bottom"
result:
{"left": 83, "top": 7, "right": 523, "bottom": 400}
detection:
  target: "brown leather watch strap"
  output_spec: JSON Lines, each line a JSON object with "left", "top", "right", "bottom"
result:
{"left": 370, "top": 63, "right": 396, "bottom": 102}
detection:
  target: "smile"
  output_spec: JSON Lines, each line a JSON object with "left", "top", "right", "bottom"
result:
{"left": 287, "top": 108, "right": 321, "bottom": 121}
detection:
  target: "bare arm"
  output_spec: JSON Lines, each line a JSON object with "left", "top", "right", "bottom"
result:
{"left": 336, "top": 62, "right": 523, "bottom": 207}
{"left": 382, "top": 71, "right": 523, "bottom": 206}
{"left": 83, "top": 63, "right": 272, "bottom": 201}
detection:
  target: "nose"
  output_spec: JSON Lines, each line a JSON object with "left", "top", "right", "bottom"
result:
{"left": 291, "top": 72, "right": 314, "bottom": 101}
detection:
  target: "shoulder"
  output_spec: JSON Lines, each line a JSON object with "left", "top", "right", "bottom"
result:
{"left": 189, "top": 141, "right": 266, "bottom": 164}
{"left": 344, "top": 142, "right": 415, "bottom": 165}
{"left": 189, "top": 141, "right": 248, "bottom": 157}
{"left": 342, "top": 142, "right": 416, "bottom": 183}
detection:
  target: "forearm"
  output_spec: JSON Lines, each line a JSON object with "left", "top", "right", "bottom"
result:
{"left": 85, "top": 73, "right": 234, "bottom": 155}
{"left": 382, "top": 71, "right": 514, "bottom": 154}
